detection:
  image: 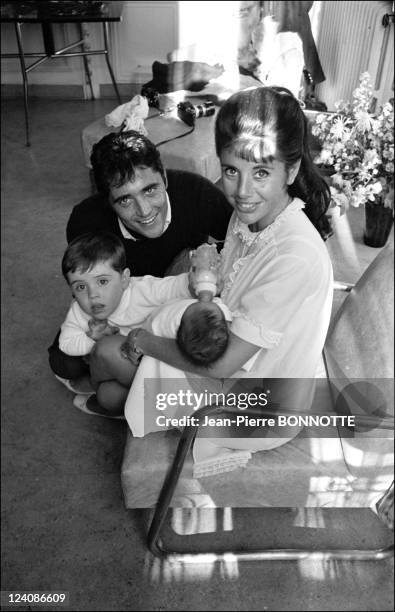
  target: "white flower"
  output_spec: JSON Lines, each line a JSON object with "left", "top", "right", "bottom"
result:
{"left": 331, "top": 173, "right": 344, "bottom": 188}
{"left": 349, "top": 184, "right": 369, "bottom": 207}
{"left": 329, "top": 187, "right": 349, "bottom": 213}
{"left": 355, "top": 110, "right": 373, "bottom": 132}
{"left": 313, "top": 72, "right": 393, "bottom": 209}
{"left": 334, "top": 100, "right": 346, "bottom": 112}
{"left": 350, "top": 193, "right": 365, "bottom": 207}
{"left": 363, "top": 149, "right": 380, "bottom": 168}
{"left": 371, "top": 181, "right": 383, "bottom": 194}
{"left": 319, "top": 149, "right": 333, "bottom": 164}
{"left": 333, "top": 142, "right": 343, "bottom": 155}
{"left": 332, "top": 116, "right": 351, "bottom": 139}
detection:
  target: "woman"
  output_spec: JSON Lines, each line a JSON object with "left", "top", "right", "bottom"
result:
{"left": 115, "top": 86, "right": 333, "bottom": 453}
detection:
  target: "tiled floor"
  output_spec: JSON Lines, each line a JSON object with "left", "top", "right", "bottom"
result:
{"left": 1, "top": 96, "right": 393, "bottom": 611}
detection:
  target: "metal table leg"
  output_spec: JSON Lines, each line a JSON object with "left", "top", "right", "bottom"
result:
{"left": 14, "top": 21, "right": 30, "bottom": 147}
{"left": 78, "top": 23, "right": 95, "bottom": 100}
{"left": 102, "top": 22, "right": 121, "bottom": 104}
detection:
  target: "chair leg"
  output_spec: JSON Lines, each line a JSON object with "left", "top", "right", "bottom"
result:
{"left": 147, "top": 421, "right": 198, "bottom": 557}
{"left": 147, "top": 404, "right": 394, "bottom": 561}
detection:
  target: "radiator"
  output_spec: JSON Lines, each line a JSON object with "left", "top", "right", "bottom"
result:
{"left": 314, "top": 0, "right": 394, "bottom": 111}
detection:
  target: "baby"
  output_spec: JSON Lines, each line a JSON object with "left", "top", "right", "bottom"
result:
{"left": 176, "top": 242, "right": 230, "bottom": 366}
{"left": 145, "top": 297, "right": 231, "bottom": 367}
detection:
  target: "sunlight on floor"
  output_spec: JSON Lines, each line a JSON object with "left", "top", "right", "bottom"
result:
{"left": 297, "top": 557, "right": 347, "bottom": 582}
{"left": 171, "top": 507, "right": 234, "bottom": 535}
{"left": 144, "top": 550, "right": 240, "bottom": 582}
{"left": 292, "top": 508, "right": 327, "bottom": 529}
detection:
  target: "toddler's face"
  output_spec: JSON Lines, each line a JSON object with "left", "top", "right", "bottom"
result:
{"left": 67, "top": 261, "right": 130, "bottom": 320}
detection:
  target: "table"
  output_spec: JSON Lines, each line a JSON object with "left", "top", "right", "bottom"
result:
{"left": 1, "top": 1, "right": 124, "bottom": 146}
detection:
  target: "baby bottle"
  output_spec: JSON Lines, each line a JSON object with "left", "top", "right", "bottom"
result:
{"left": 190, "top": 243, "right": 221, "bottom": 302}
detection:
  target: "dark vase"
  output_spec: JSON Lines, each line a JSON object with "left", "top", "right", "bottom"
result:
{"left": 364, "top": 198, "right": 394, "bottom": 248}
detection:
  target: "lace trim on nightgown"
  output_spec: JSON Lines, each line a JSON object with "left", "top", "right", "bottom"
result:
{"left": 222, "top": 199, "right": 304, "bottom": 298}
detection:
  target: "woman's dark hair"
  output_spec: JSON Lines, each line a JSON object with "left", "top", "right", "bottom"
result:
{"left": 215, "top": 86, "right": 332, "bottom": 240}
{"left": 90, "top": 130, "right": 165, "bottom": 195}
{"left": 62, "top": 232, "right": 127, "bottom": 281}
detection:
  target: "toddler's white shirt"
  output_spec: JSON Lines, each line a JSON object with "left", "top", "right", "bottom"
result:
{"left": 59, "top": 273, "right": 190, "bottom": 356}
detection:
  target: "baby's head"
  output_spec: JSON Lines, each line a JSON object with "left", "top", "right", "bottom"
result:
{"left": 176, "top": 301, "right": 229, "bottom": 367}
{"left": 62, "top": 232, "right": 130, "bottom": 320}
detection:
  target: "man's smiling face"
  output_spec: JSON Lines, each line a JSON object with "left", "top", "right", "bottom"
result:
{"left": 109, "top": 166, "right": 168, "bottom": 239}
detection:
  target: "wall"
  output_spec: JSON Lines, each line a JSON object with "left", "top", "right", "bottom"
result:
{"left": 92, "top": 0, "right": 179, "bottom": 98}
{"left": 314, "top": 0, "right": 394, "bottom": 110}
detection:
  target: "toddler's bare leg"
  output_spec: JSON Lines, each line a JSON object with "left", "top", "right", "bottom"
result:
{"left": 89, "top": 335, "right": 138, "bottom": 389}
{"left": 96, "top": 380, "right": 130, "bottom": 414}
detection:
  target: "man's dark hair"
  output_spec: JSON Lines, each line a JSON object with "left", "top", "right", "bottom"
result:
{"left": 62, "top": 232, "right": 127, "bottom": 281}
{"left": 90, "top": 130, "right": 165, "bottom": 195}
{"left": 176, "top": 304, "right": 229, "bottom": 367}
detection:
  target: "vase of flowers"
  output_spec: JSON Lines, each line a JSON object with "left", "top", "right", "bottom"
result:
{"left": 312, "top": 72, "right": 394, "bottom": 247}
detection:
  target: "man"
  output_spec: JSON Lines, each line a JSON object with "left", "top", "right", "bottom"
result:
{"left": 49, "top": 129, "right": 232, "bottom": 390}
{"left": 67, "top": 130, "right": 232, "bottom": 276}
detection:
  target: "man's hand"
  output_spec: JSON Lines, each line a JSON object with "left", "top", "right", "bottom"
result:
{"left": 87, "top": 318, "right": 119, "bottom": 341}
{"left": 120, "top": 327, "right": 148, "bottom": 365}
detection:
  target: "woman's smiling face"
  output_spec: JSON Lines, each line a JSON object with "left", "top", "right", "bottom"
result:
{"left": 220, "top": 146, "right": 300, "bottom": 232}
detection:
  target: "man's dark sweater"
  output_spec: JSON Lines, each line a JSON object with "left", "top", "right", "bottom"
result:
{"left": 67, "top": 169, "right": 232, "bottom": 277}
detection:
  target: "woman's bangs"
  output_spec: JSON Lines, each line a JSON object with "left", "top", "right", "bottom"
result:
{"left": 231, "top": 133, "right": 277, "bottom": 163}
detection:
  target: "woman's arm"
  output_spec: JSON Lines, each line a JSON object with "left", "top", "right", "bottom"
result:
{"left": 124, "top": 328, "right": 262, "bottom": 378}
